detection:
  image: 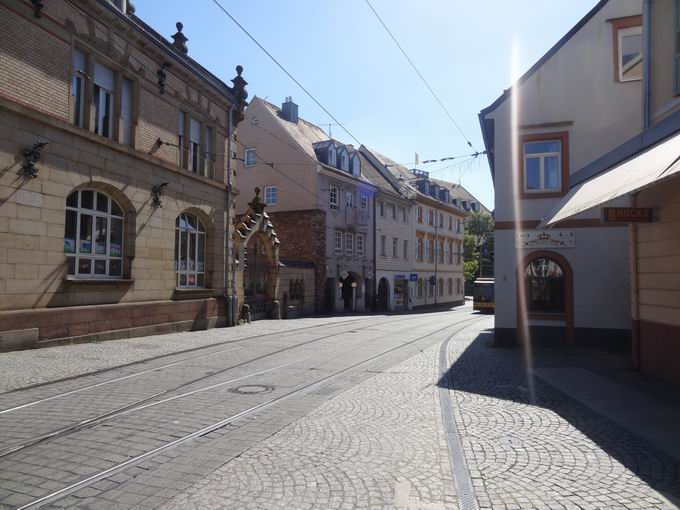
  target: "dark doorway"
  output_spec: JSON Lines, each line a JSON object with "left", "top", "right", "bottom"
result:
{"left": 324, "top": 278, "right": 336, "bottom": 314}
{"left": 342, "top": 275, "right": 356, "bottom": 311}
{"left": 377, "top": 278, "right": 390, "bottom": 311}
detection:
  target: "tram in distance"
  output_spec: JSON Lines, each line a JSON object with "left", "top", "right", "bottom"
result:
{"left": 473, "top": 277, "right": 494, "bottom": 313}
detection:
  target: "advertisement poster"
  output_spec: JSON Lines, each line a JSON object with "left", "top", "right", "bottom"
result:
{"left": 64, "top": 238, "right": 75, "bottom": 254}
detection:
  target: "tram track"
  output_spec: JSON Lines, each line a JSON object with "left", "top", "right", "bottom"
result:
{"left": 16, "top": 314, "right": 486, "bottom": 509}
{"left": 0, "top": 311, "right": 470, "bottom": 460}
{"left": 0, "top": 312, "right": 436, "bottom": 415}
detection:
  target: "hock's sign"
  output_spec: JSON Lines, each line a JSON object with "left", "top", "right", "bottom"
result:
{"left": 515, "top": 230, "right": 574, "bottom": 249}
{"left": 602, "top": 207, "right": 654, "bottom": 223}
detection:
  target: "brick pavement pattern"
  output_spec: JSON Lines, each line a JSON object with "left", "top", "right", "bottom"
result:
{"left": 164, "top": 343, "right": 456, "bottom": 509}
{"left": 446, "top": 321, "right": 680, "bottom": 510}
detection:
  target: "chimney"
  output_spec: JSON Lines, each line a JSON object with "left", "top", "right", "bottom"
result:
{"left": 112, "top": 0, "right": 133, "bottom": 14}
{"left": 281, "top": 96, "right": 298, "bottom": 123}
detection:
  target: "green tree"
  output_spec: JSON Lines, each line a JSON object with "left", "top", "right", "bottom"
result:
{"left": 463, "top": 211, "right": 494, "bottom": 280}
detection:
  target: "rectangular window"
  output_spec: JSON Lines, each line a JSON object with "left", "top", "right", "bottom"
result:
{"left": 417, "top": 206, "right": 423, "bottom": 223}
{"left": 189, "top": 117, "right": 201, "bottom": 174}
{"left": 428, "top": 210, "right": 434, "bottom": 225}
{"left": 346, "top": 232, "right": 354, "bottom": 255}
{"left": 446, "top": 242, "right": 452, "bottom": 264}
{"left": 428, "top": 280, "right": 434, "bottom": 297}
{"left": 204, "top": 125, "right": 214, "bottom": 178}
{"left": 178, "top": 111, "right": 185, "bottom": 168}
{"left": 428, "top": 239, "right": 434, "bottom": 262}
{"left": 346, "top": 191, "right": 355, "bottom": 208}
{"left": 379, "top": 201, "right": 385, "bottom": 216}
{"left": 264, "top": 186, "right": 277, "bottom": 205}
{"left": 391, "top": 204, "right": 396, "bottom": 219}
{"left": 245, "top": 148, "right": 257, "bottom": 167}
{"left": 334, "top": 231, "right": 342, "bottom": 255}
{"left": 523, "top": 139, "right": 562, "bottom": 193}
{"left": 438, "top": 241, "right": 444, "bottom": 263}
{"left": 401, "top": 207, "right": 407, "bottom": 223}
{"left": 329, "top": 185, "right": 338, "bottom": 211}
{"left": 380, "top": 235, "right": 386, "bottom": 256}
{"left": 360, "top": 194, "right": 369, "bottom": 210}
{"left": 392, "top": 237, "right": 398, "bottom": 257}
{"left": 417, "top": 278, "right": 424, "bottom": 298}
{"left": 357, "top": 234, "right": 365, "bottom": 256}
{"left": 403, "top": 240, "right": 408, "bottom": 259}
{"left": 94, "top": 63, "right": 114, "bottom": 138}
{"left": 455, "top": 243, "right": 462, "bottom": 265}
{"left": 616, "top": 24, "right": 643, "bottom": 82}
{"left": 456, "top": 219, "right": 462, "bottom": 234}
{"left": 438, "top": 213, "right": 443, "bottom": 228}
{"left": 448, "top": 216, "right": 453, "bottom": 231}
{"left": 71, "top": 49, "right": 86, "bottom": 128}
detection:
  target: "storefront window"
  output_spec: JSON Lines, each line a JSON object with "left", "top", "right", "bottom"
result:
{"left": 524, "top": 257, "right": 564, "bottom": 313}
{"left": 175, "top": 213, "right": 206, "bottom": 288}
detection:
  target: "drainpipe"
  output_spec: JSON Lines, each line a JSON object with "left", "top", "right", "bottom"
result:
{"left": 643, "top": 0, "right": 652, "bottom": 130}
{"left": 372, "top": 191, "right": 378, "bottom": 311}
{"left": 434, "top": 206, "right": 438, "bottom": 307}
{"left": 225, "top": 105, "right": 235, "bottom": 326}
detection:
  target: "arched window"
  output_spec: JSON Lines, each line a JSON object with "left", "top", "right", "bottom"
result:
{"left": 64, "top": 189, "right": 123, "bottom": 278}
{"left": 341, "top": 152, "right": 348, "bottom": 170}
{"left": 447, "top": 278, "right": 453, "bottom": 295}
{"left": 437, "top": 278, "right": 444, "bottom": 296}
{"left": 352, "top": 157, "right": 360, "bottom": 175}
{"left": 524, "top": 257, "right": 564, "bottom": 313}
{"left": 456, "top": 278, "right": 461, "bottom": 295}
{"left": 329, "top": 147, "right": 336, "bottom": 166}
{"left": 175, "top": 213, "right": 206, "bottom": 288}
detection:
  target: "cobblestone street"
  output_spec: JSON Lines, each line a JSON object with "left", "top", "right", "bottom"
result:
{"left": 0, "top": 307, "right": 678, "bottom": 509}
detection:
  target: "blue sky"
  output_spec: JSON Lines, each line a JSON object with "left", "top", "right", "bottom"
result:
{"left": 135, "top": 0, "right": 599, "bottom": 210}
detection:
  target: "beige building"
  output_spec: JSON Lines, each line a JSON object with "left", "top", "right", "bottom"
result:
{"left": 0, "top": 0, "right": 246, "bottom": 349}
{"left": 235, "top": 97, "right": 377, "bottom": 314}
{"left": 542, "top": 0, "right": 680, "bottom": 383}
{"left": 479, "top": 0, "right": 643, "bottom": 346}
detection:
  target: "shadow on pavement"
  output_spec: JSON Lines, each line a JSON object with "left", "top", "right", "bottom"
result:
{"left": 437, "top": 327, "right": 680, "bottom": 505}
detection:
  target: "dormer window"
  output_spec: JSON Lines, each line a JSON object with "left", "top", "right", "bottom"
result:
{"left": 340, "top": 152, "right": 348, "bottom": 171}
{"left": 329, "top": 146, "right": 336, "bottom": 166}
{"left": 352, "top": 157, "right": 360, "bottom": 176}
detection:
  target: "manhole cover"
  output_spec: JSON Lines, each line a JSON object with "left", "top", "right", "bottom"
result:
{"left": 228, "top": 384, "right": 274, "bottom": 395}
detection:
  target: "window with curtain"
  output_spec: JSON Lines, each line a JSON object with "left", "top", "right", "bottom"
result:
{"left": 94, "top": 62, "right": 114, "bottom": 138}
{"left": 175, "top": 213, "right": 206, "bottom": 288}
{"left": 524, "top": 258, "right": 565, "bottom": 313}
{"left": 523, "top": 140, "right": 561, "bottom": 192}
{"left": 64, "top": 189, "right": 123, "bottom": 279}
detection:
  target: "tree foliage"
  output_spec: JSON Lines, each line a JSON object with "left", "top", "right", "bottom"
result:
{"left": 464, "top": 259, "right": 479, "bottom": 283}
{"left": 463, "top": 211, "right": 494, "bottom": 281}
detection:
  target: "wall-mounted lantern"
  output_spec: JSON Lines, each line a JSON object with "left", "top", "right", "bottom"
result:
{"left": 22, "top": 140, "right": 48, "bottom": 178}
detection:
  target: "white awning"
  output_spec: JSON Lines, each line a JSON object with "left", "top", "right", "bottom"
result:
{"left": 542, "top": 131, "right": 680, "bottom": 226}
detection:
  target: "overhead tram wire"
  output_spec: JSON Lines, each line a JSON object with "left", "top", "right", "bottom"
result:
{"left": 209, "top": 0, "right": 362, "bottom": 147}
{"left": 363, "top": 0, "right": 477, "bottom": 152}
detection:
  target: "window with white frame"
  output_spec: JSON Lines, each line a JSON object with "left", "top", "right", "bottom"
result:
{"left": 380, "top": 235, "right": 386, "bottom": 256}
{"left": 346, "top": 191, "right": 355, "bottom": 208}
{"left": 175, "top": 213, "right": 206, "bottom": 288}
{"left": 456, "top": 278, "right": 462, "bottom": 295}
{"left": 392, "top": 237, "right": 398, "bottom": 257}
{"left": 448, "top": 215, "right": 453, "bottom": 231}
{"left": 438, "top": 212, "right": 443, "bottom": 228}
{"left": 64, "top": 189, "right": 123, "bottom": 279}
{"left": 417, "top": 278, "right": 424, "bottom": 298}
{"left": 391, "top": 204, "right": 396, "bottom": 219}
{"left": 447, "top": 278, "right": 453, "bottom": 295}
{"left": 617, "top": 25, "right": 643, "bottom": 82}
{"left": 340, "top": 152, "right": 348, "bottom": 171}
{"left": 428, "top": 209, "right": 434, "bottom": 225}
{"left": 264, "top": 186, "right": 278, "bottom": 205}
{"left": 352, "top": 157, "right": 360, "bottom": 175}
{"left": 94, "top": 62, "right": 114, "bottom": 139}
{"left": 438, "top": 240, "right": 444, "bottom": 263}
{"left": 455, "top": 242, "right": 462, "bottom": 265}
{"left": 403, "top": 239, "right": 408, "bottom": 259}
{"left": 357, "top": 234, "right": 365, "bottom": 256}
{"left": 428, "top": 279, "right": 434, "bottom": 297}
{"left": 346, "top": 232, "right": 354, "bottom": 255}
{"left": 401, "top": 207, "right": 407, "bottom": 223}
{"left": 71, "top": 49, "right": 86, "bottom": 128}
{"left": 445, "top": 242, "right": 452, "bottom": 264}
{"left": 245, "top": 148, "right": 257, "bottom": 167}
{"left": 329, "top": 185, "right": 339, "bottom": 211}
{"left": 329, "top": 147, "right": 337, "bottom": 166}
{"left": 360, "top": 194, "right": 369, "bottom": 211}
{"left": 416, "top": 238, "right": 423, "bottom": 260}
{"left": 379, "top": 200, "right": 385, "bottom": 216}
{"left": 438, "top": 278, "right": 444, "bottom": 296}
{"left": 417, "top": 206, "right": 423, "bottom": 223}
{"left": 189, "top": 117, "right": 202, "bottom": 174}
{"left": 334, "top": 230, "right": 343, "bottom": 254}
{"left": 523, "top": 139, "right": 562, "bottom": 193}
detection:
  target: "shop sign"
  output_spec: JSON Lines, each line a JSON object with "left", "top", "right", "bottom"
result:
{"left": 602, "top": 207, "right": 654, "bottom": 223}
{"left": 515, "top": 230, "right": 574, "bottom": 249}
{"left": 409, "top": 273, "right": 418, "bottom": 282}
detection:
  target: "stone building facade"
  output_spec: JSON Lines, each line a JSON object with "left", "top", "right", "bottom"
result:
{"left": 0, "top": 0, "right": 246, "bottom": 349}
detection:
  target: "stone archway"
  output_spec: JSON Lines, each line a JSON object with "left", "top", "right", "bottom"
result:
{"left": 341, "top": 271, "right": 361, "bottom": 312}
{"left": 234, "top": 189, "right": 280, "bottom": 320}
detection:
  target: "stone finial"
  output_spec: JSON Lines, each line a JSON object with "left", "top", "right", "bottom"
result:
{"left": 248, "top": 187, "right": 265, "bottom": 215}
{"left": 171, "top": 22, "right": 188, "bottom": 54}
{"left": 231, "top": 65, "right": 248, "bottom": 126}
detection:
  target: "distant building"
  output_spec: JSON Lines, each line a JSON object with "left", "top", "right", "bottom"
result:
{"left": 479, "top": 0, "right": 643, "bottom": 346}
{"left": 541, "top": 0, "right": 680, "bottom": 383}
{"left": 236, "top": 97, "right": 377, "bottom": 314}
{"left": 0, "top": 0, "right": 247, "bottom": 349}
{"left": 361, "top": 148, "right": 467, "bottom": 310}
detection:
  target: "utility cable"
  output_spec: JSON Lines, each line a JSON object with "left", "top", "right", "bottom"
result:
{"left": 363, "top": 0, "right": 476, "bottom": 151}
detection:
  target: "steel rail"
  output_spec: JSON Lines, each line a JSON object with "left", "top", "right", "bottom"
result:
{"left": 18, "top": 315, "right": 486, "bottom": 509}
{"left": 0, "top": 312, "right": 466, "bottom": 458}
